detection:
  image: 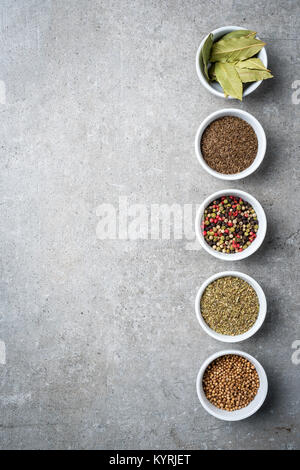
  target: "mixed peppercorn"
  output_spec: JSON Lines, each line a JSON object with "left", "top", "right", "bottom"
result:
{"left": 202, "top": 195, "right": 259, "bottom": 253}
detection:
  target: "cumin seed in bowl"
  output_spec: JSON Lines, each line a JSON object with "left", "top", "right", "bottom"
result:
{"left": 201, "top": 116, "right": 258, "bottom": 174}
{"left": 195, "top": 108, "right": 267, "bottom": 181}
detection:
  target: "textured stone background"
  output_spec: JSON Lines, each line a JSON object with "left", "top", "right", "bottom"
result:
{"left": 0, "top": 0, "right": 299, "bottom": 450}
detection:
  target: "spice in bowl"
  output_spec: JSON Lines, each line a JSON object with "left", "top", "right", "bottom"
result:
{"left": 202, "top": 195, "right": 259, "bottom": 253}
{"left": 201, "top": 30, "right": 273, "bottom": 100}
{"left": 201, "top": 116, "right": 258, "bottom": 174}
{"left": 203, "top": 354, "right": 260, "bottom": 411}
{"left": 200, "top": 276, "right": 259, "bottom": 335}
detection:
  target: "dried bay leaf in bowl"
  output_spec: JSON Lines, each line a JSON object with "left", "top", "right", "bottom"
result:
{"left": 199, "top": 28, "right": 273, "bottom": 99}
{"left": 208, "top": 63, "right": 216, "bottom": 81}
{"left": 214, "top": 62, "right": 243, "bottom": 100}
{"left": 210, "top": 36, "right": 266, "bottom": 63}
{"left": 201, "top": 33, "right": 213, "bottom": 80}
{"left": 236, "top": 67, "right": 273, "bottom": 83}
{"left": 235, "top": 57, "right": 270, "bottom": 71}
{"left": 221, "top": 29, "right": 257, "bottom": 40}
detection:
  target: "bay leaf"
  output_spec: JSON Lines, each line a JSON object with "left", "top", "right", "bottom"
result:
{"left": 208, "top": 63, "right": 216, "bottom": 80}
{"left": 235, "top": 67, "right": 273, "bottom": 83}
{"left": 235, "top": 57, "right": 270, "bottom": 72}
{"left": 210, "top": 37, "right": 266, "bottom": 62}
{"left": 215, "top": 62, "right": 243, "bottom": 100}
{"left": 221, "top": 30, "right": 256, "bottom": 40}
{"left": 201, "top": 33, "right": 213, "bottom": 80}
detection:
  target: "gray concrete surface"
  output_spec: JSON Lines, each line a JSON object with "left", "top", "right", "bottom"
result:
{"left": 0, "top": 0, "right": 300, "bottom": 450}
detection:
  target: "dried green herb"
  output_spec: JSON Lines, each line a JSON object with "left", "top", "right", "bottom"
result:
{"left": 235, "top": 57, "right": 270, "bottom": 71}
{"left": 236, "top": 67, "right": 273, "bottom": 83}
{"left": 208, "top": 63, "right": 216, "bottom": 80}
{"left": 221, "top": 30, "right": 256, "bottom": 40}
{"left": 201, "top": 33, "right": 213, "bottom": 80}
{"left": 201, "top": 29, "right": 273, "bottom": 99}
{"left": 214, "top": 62, "right": 243, "bottom": 100}
{"left": 200, "top": 276, "right": 259, "bottom": 335}
{"left": 210, "top": 36, "right": 266, "bottom": 63}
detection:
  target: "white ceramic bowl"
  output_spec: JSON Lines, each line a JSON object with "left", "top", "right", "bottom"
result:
{"left": 196, "top": 350, "right": 268, "bottom": 421}
{"left": 195, "top": 108, "right": 267, "bottom": 180}
{"left": 196, "top": 25, "right": 268, "bottom": 99}
{"left": 195, "top": 189, "right": 267, "bottom": 261}
{"left": 195, "top": 271, "right": 267, "bottom": 343}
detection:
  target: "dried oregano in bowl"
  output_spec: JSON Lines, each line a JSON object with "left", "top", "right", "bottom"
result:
{"left": 200, "top": 28, "right": 273, "bottom": 100}
{"left": 200, "top": 276, "right": 259, "bottom": 336}
{"left": 195, "top": 270, "right": 267, "bottom": 343}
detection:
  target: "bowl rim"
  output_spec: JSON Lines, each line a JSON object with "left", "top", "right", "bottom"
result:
{"left": 196, "top": 25, "right": 268, "bottom": 99}
{"left": 195, "top": 271, "right": 267, "bottom": 342}
{"left": 196, "top": 349, "right": 268, "bottom": 421}
{"left": 195, "top": 108, "right": 267, "bottom": 181}
{"left": 195, "top": 188, "right": 267, "bottom": 261}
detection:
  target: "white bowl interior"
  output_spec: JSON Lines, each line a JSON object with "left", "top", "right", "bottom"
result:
{"left": 196, "top": 26, "right": 268, "bottom": 99}
{"left": 195, "top": 108, "right": 267, "bottom": 181}
{"left": 196, "top": 350, "right": 268, "bottom": 421}
{"left": 195, "top": 189, "right": 267, "bottom": 261}
{"left": 195, "top": 271, "right": 267, "bottom": 343}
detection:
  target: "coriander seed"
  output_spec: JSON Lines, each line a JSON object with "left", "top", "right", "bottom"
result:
{"left": 203, "top": 354, "right": 260, "bottom": 411}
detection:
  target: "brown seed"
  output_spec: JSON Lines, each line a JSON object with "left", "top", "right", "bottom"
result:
{"left": 202, "top": 354, "right": 260, "bottom": 412}
{"left": 201, "top": 116, "right": 258, "bottom": 174}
